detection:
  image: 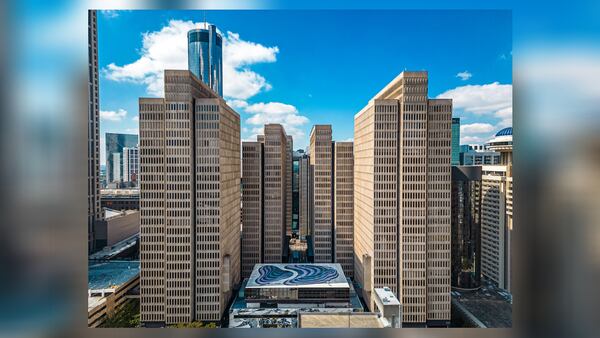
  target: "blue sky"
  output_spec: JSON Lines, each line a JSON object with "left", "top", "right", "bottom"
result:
{"left": 98, "top": 10, "right": 511, "bottom": 163}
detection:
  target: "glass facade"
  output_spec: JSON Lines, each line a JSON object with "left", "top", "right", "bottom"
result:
{"left": 451, "top": 117, "right": 460, "bottom": 165}
{"left": 451, "top": 166, "right": 482, "bottom": 289}
{"left": 105, "top": 133, "right": 138, "bottom": 183}
{"left": 187, "top": 25, "right": 223, "bottom": 96}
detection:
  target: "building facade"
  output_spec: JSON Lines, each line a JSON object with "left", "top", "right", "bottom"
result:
{"left": 480, "top": 126, "right": 513, "bottom": 292}
{"left": 333, "top": 142, "right": 354, "bottom": 278}
{"left": 105, "top": 133, "right": 138, "bottom": 184}
{"left": 298, "top": 154, "right": 312, "bottom": 241}
{"left": 139, "top": 69, "right": 240, "bottom": 324}
{"left": 309, "top": 125, "right": 334, "bottom": 263}
{"left": 459, "top": 144, "right": 500, "bottom": 166}
{"left": 88, "top": 10, "right": 103, "bottom": 253}
{"left": 187, "top": 25, "right": 223, "bottom": 96}
{"left": 451, "top": 166, "right": 482, "bottom": 289}
{"left": 122, "top": 146, "right": 139, "bottom": 184}
{"left": 286, "top": 136, "right": 293, "bottom": 237}
{"left": 451, "top": 117, "right": 460, "bottom": 165}
{"left": 241, "top": 141, "right": 263, "bottom": 279}
{"left": 241, "top": 125, "right": 292, "bottom": 277}
{"left": 353, "top": 71, "right": 451, "bottom": 326}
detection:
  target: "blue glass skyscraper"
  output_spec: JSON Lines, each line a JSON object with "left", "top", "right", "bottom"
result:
{"left": 451, "top": 117, "right": 460, "bottom": 165}
{"left": 187, "top": 24, "right": 223, "bottom": 96}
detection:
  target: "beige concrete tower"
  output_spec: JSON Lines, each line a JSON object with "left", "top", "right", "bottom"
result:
{"left": 241, "top": 141, "right": 262, "bottom": 279}
{"left": 353, "top": 71, "right": 451, "bottom": 326}
{"left": 261, "top": 124, "right": 289, "bottom": 263}
{"left": 309, "top": 125, "right": 334, "bottom": 263}
{"left": 334, "top": 141, "right": 354, "bottom": 278}
{"left": 286, "top": 135, "right": 293, "bottom": 237}
{"left": 139, "top": 70, "right": 240, "bottom": 325}
{"left": 298, "top": 155, "right": 312, "bottom": 240}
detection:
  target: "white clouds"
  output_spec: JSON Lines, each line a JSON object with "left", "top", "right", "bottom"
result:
{"left": 456, "top": 71, "right": 472, "bottom": 81}
{"left": 440, "top": 82, "right": 513, "bottom": 144}
{"left": 100, "top": 109, "right": 127, "bottom": 121}
{"left": 460, "top": 123, "right": 495, "bottom": 134}
{"left": 437, "top": 82, "right": 512, "bottom": 115}
{"left": 132, "top": 115, "right": 139, "bottom": 121}
{"left": 103, "top": 19, "right": 279, "bottom": 100}
{"left": 240, "top": 102, "right": 309, "bottom": 141}
{"left": 101, "top": 10, "right": 120, "bottom": 19}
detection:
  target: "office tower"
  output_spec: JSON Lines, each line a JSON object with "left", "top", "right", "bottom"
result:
{"left": 105, "top": 133, "right": 138, "bottom": 184}
{"left": 292, "top": 150, "right": 302, "bottom": 235}
{"left": 88, "top": 10, "right": 102, "bottom": 253}
{"left": 354, "top": 71, "right": 451, "bottom": 326}
{"left": 309, "top": 125, "right": 333, "bottom": 263}
{"left": 139, "top": 69, "right": 240, "bottom": 324}
{"left": 112, "top": 153, "right": 121, "bottom": 184}
{"left": 241, "top": 141, "right": 262, "bottom": 278}
{"left": 481, "top": 127, "right": 513, "bottom": 292}
{"left": 334, "top": 142, "right": 354, "bottom": 278}
{"left": 286, "top": 136, "right": 293, "bottom": 237}
{"left": 451, "top": 166, "right": 482, "bottom": 289}
{"left": 187, "top": 25, "right": 223, "bottom": 96}
{"left": 451, "top": 118, "right": 460, "bottom": 165}
{"left": 240, "top": 124, "right": 290, "bottom": 275}
{"left": 298, "top": 154, "right": 312, "bottom": 241}
{"left": 122, "top": 146, "right": 139, "bottom": 184}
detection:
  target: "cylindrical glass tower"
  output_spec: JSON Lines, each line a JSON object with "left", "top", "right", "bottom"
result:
{"left": 187, "top": 24, "right": 223, "bottom": 96}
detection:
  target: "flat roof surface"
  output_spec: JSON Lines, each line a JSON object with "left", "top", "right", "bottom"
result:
{"left": 88, "top": 260, "right": 139, "bottom": 290}
{"left": 374, "top": 287, "right": 400, "bottom": 306}
{"left": 299, "top": 313, "right": 385, "bottom": 328}
{"left": 246, "top": 263, "right": 349, "bottom": 289}
{"left": 452, "top": 279, "right": 512, "bottom": 328}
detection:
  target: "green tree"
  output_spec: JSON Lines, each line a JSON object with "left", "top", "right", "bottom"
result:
{"left": 100, "top": 299, "right": 140, "bottom": 328}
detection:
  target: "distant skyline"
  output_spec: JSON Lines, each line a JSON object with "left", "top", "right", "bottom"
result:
{"left": 98, "top": 10, "right": 511, "bottom": 165}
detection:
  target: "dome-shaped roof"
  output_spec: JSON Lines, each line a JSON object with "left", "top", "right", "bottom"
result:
{"left": 495, "top": 127, "right": 512, "bottom": 137}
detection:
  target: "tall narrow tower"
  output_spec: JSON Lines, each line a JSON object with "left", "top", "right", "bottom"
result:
{"left": 187, "top": 24, "right": 223, "bottom": 96}
{"left": 139, "top": 69, "right": 240, "bottom": 325}
{"left": 309, "top": 125, "right": 333, "bottom": 263}
{"left": 354, "top": 71, "right": 451, "bottom": 327}
{"left": 88, "top": 10, "right": 102, "bottom": 253}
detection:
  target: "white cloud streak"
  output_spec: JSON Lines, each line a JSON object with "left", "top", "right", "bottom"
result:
{"left": 456, "top": 71, "right": 472, "bottom": 81}
{"left": 100, "top": 109, "right": 127, "bottom": 121}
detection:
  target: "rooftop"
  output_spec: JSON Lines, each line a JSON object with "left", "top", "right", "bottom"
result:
{"left": 451, "top": 279, "right": 512, "bottom": 328}
{"left": 246, "top": 263, "right": 349, "bottom": 289}
{"left": 88, "top": 260, "right": 139, "bottom": 291}
{"left": 374, "top": 287, "right": 400, "bottom": 306}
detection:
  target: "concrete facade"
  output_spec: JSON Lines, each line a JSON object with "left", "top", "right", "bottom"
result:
{"left": 334, "top": 142, "right": 354, "bottom": 278}
{"left": 298, "top": 155, "right": 312, "bottom": 241}
{"left": 88, "top": 10, "right": 103, "bottom": 253}
{"left": 309, "top": 125, "right": 334, "bottom": 263}
{"left": 353, "top": 71, "right": 451, "bottom": 326}
{"left": 241, "top": 141, "right": 262, "bottom": 279}
{"left": 139, "top": 69, "right": 241, "bottom": 324}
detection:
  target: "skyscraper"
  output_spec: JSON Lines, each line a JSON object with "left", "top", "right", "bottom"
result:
{"left": 480, "top": 127, "right": 513, "bottom": 292}
{"left": 298, "top": 154, "right": 312, "bottom": 241}
{"left": 334, "top": 141, "right": 354, "bottom": 278}
{"left": 354, "top": 71, "right": 451, "bottom": 326}
{"left": 451, "top": 117, "right": 460, "bottom": 165}
{"left": 187, "top": 24, "right": 223, "bottom": 96}
{"left": 122, "top": 146, "right": 139, "bottom": 184}
{"left": 309, "top": 125, "right": 333, "bottom": 263}
{"left": 105, "top": 133, "right": 138, "bottom": 184}
{"left": 88, "top": 10, "right": 102, "bottom": 253}
{"left": 139, "top": 69, "right": 240, "bottom": 324}
{"left": 241, "top": 141, "right": 262, "bottom": 278}
{"left": 240, "top": 124, "right": 292, "bottom": 276}
{"left": 451, "top": 166, "right": 482, "bottom": 289}
{"left": 286, "top": 135, "right": 293, "bottom": 238}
